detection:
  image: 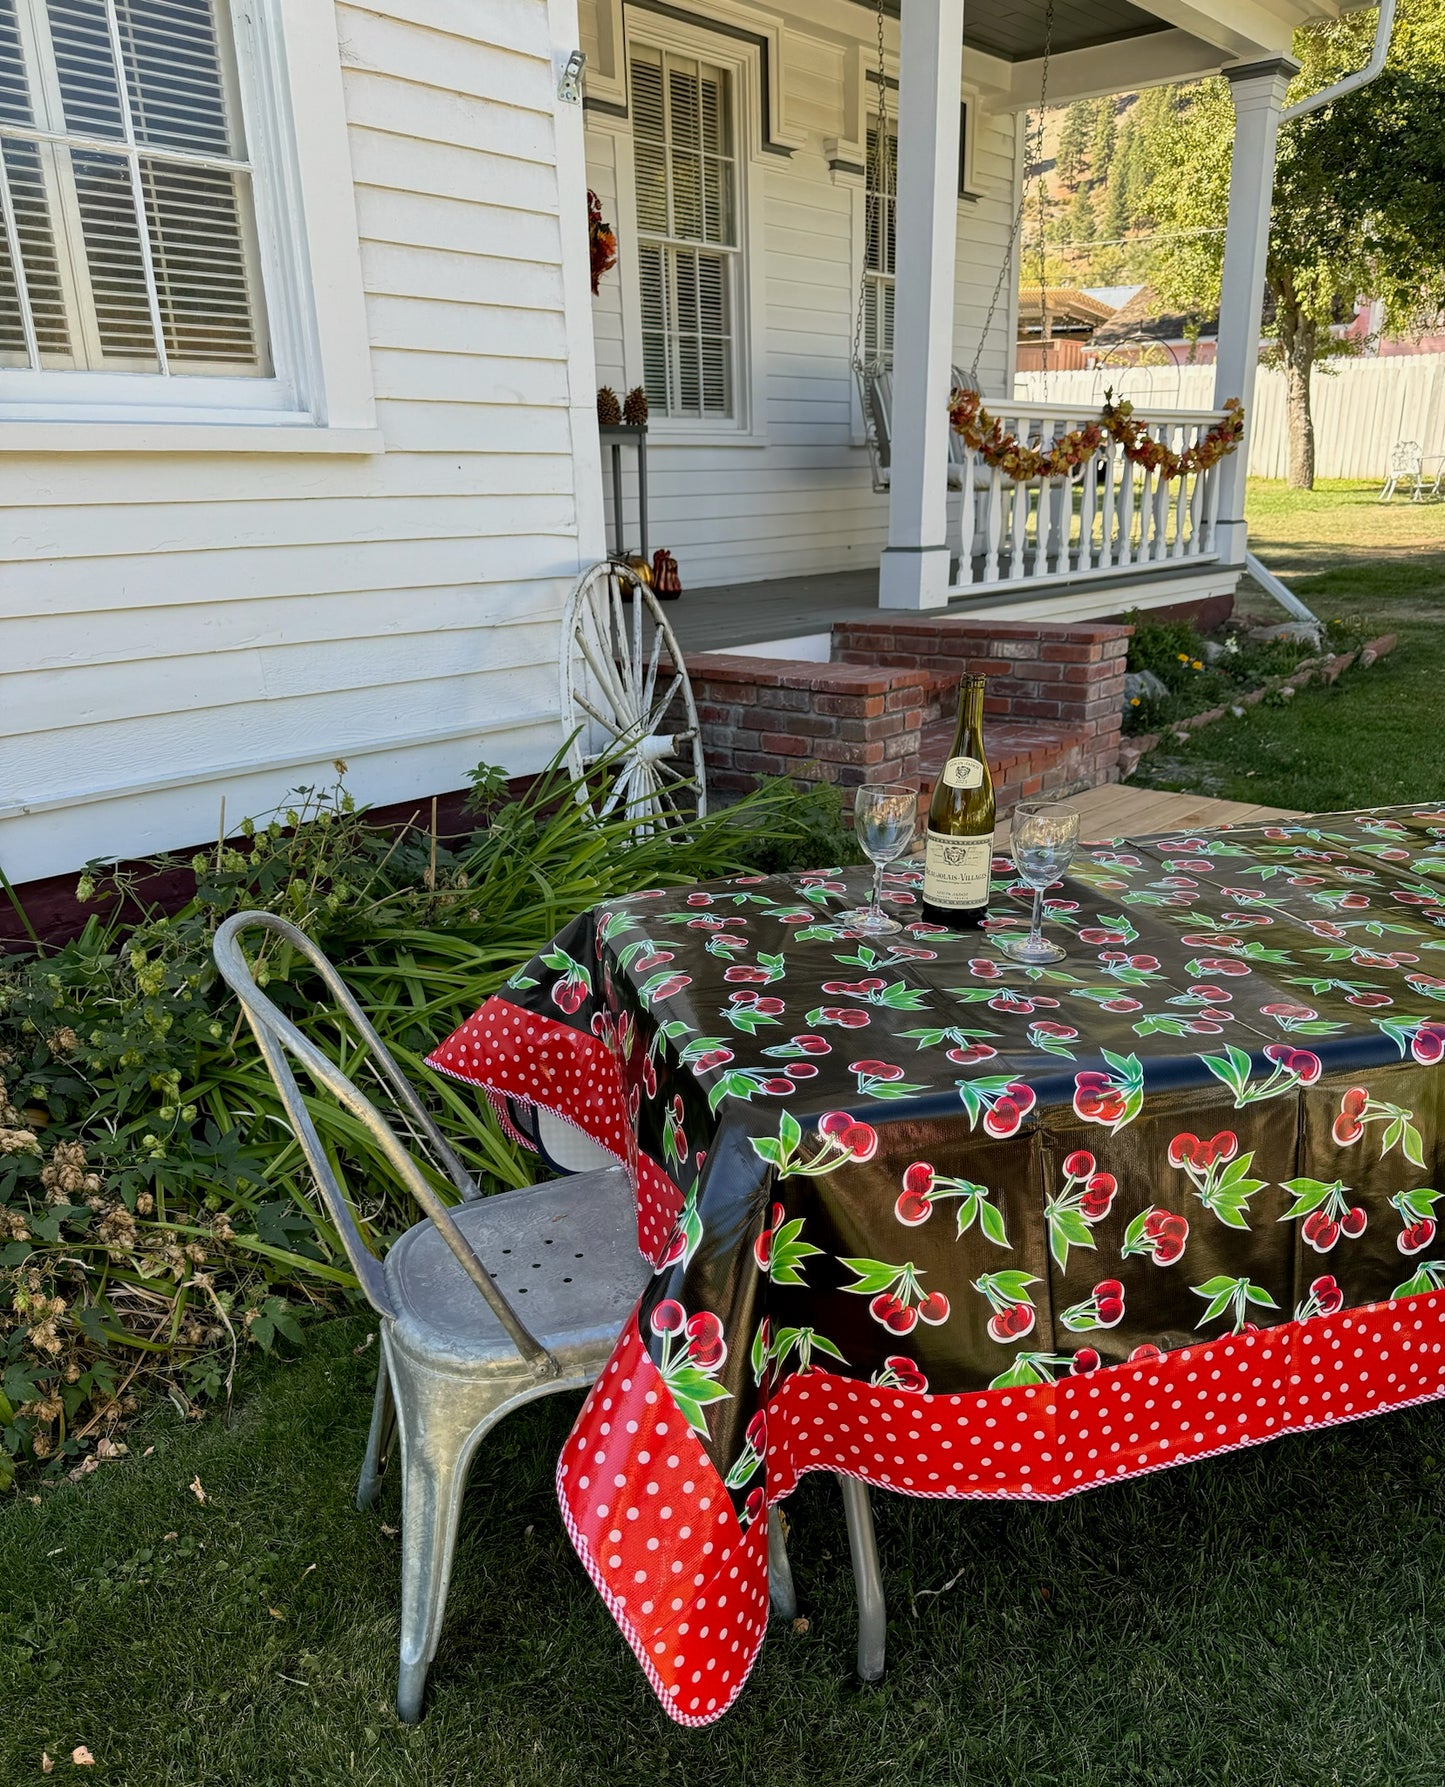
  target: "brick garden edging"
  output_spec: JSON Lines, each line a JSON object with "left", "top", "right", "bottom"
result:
{"left": 1116, "top": 633, "right": 1398, "bottom": 777}
{"left": 687, "top": 618, "right": 1132, "bottom": 816}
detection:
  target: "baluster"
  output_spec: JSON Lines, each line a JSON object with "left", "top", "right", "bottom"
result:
{"left": 1120, "top": 446, "right": 1137, "bottom": 565}
{"left": 1100, "top": 440, "right": 1118, "bottom": 568}
{"left": 1186, "top": 450, "right": 1206, "bottom": 558}
{"left": 1009, "top": 454, "right": 1029, "bottom": 581}
{"left": 1078, "top": 430, "right": 1098, "bottom": 574}
{"left": 1203, "top": 447, "right": 1223, "bottom": 554}
{"left": 956, "top": 449, "right": 977, "bottom": 586}
{"left": 1148, "top": 428, "right": 1168, "bottom": 560}
{"left": 1171, "top": 425, "right": 1191, "bottom": 557}
{"left": 983, "top": 463, "right": 1004, "bottom": 583}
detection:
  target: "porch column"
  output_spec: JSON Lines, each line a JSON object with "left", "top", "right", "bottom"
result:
{"left": 1210, "top": 57, "right": 1297, "bottom": 566}
{"left": 878, "top": 0, "right": 965, "bottom": 612}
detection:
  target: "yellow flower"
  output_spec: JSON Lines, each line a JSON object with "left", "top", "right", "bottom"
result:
{"left": 1192, "top": 659, "right": 1204, "bottom": 670}
{"left": 1177, "top": 652, "right": 1189, "bottom": 662}
{"left": 1130, "top": 696, "right": 1141, "bottom": 706}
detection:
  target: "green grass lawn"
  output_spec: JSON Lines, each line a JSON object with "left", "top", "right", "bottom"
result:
{"left": 7, "top": 1317, "right": 1445, "bottom": 1787}
{"left": 8, "top": 477, "right": 1445, "bottom": 1787}
{"left": 1132, "top": 480, "right": 1445, "bottom": 810}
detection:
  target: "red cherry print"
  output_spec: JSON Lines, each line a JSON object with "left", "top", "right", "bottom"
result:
{"left": 1129, "top": 1343, "right": 1163, "bottom": 1362}
{"left": 1152, "top": 1234, "right": 1186, "bottom": 1266}
{"left": 857, "top": 977, "right": 887, "bottom": 992}
{"left": 902, "top": 1162, "right": 935, "bottom": 1197}
{"left": 1099, "top": 995, "right": 1144, "bottom": 1013}
{"left": 1006, "top": 1081, "right": 1037, "bottom": 1115}
{"left": 1168, "top": 1132, "right": 1201, "bottom": 1168}
{"left": 1412, "top": 1024, "right": 1445, "bottom": 1065}
{"left": 916, "top": 1290, "right": 950, "bottom": 1326}
{"left": 1288, "top": 1049, "right": 1322, "bottom": 1085}
{"left": 1062, "top": 1149, "right": 1096, "bottom": 1179}
{"left": 895, "top": 1188, "right": 934, "bottom": 1226}
{"left": 1339, "top": 892, "right": 1371, "bottom": 909}
{"left": 1340, "top": 1206, "right": 1367, "bottom": 1239}
{"left": 849, "top": 1059, "right": 905, "bottom": 1081}
{"left": 818, "top": 1111, "right": 853, "bottom": 1139}
{"left": 1094, "top": 1279, "right": 1124, "bottom": 1300}
{"left": 745, "top": 1487, "right": 766, "bottom": 1524}
{"left": 794, "top": 1035, "right": 831, "bottom": 1055}
{"left": 983, "top": 1097, "right": 1022, "bottom": 1139}
{"left": 759, "top": 1077, "right": 794, "bottom": 1096}
{"left": 1205, "top": 1131, "right": 1238, "bottom": 1165}
{"left": 947, "top": 1043, "right": 997, "bottom": 1064}
{"left": 1074, "top": 1071, "right": 1109, "bottom": 1092}
{"left": 650, "top": 1299, "right": 686, "bottom": 1336}
{"left": 1333, "top": 1114, "right": 1365, "bottom": 1145}
{"left": 883, "top": 1302, "right": 919, "bottom": 1336}
{"left": 1095, "top": 1295, "right": 1124, "bottom": 1328}
{"left": 1071, "top": 1347, "right": 1100, "bottom": 1374}
{"left": 685, "top": 1310, "right": 726, "bottom": 1367}
{"left": 783, "top": 1062, "right": 817, "bottom": 1081}
{"left": 883, "top": 1355, "right": 928, "bottom": 1393}
{"left": 753, "top": 997, "right": 785, "bottom": 1016}
{"left": 870, "top": 1291, "right": 903, "bottom": 1327}
{"left": 1399, "top": 1217, "right": 1437, "bottom": 1255}
{"left": 1004, "top": 1301, "right": 1035, "bottom": 1338}
{"left": 841, "top": 1121, "right": 879, "bottom": 1162}
{"left": 1310, "top": 1274, "right": 1344, "bottom": 1316}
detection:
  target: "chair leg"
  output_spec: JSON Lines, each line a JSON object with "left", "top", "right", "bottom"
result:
{"left": 357, "top": 1354, "right": 397, "bottom": 1512}
{"left": 839, "top": 1476, "right": 886, "bottom": 1683}
{"left": 768, "top": 1505, "right": 797, "bottom": 1621}
{"left": 387, "top": 1347, "right": 507, "bottom": 1725}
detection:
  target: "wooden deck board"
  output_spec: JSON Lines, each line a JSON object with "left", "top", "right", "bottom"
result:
{"left": 1018, "top": 783, "right": 1303, "bottom": 845}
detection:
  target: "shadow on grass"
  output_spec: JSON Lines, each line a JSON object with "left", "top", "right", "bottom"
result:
{"left": 5, "top": 1316, "right": 1445, "bottom": 1787}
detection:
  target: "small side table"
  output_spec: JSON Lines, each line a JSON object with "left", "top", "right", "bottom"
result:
{"left": 599, "top": 423, "right": 648, "bottom": 560}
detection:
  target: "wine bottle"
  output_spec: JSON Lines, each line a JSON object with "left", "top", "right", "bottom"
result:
{"left": 922, "top": 674, "right": 995, "bottom": 930}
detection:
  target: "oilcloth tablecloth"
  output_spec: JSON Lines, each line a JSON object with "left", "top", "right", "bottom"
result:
{"left": 427, "top": 805, "right": 1445, "bottom": 1726}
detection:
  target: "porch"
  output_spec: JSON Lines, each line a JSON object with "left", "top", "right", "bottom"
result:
{"left": 584, "top": 0, "right": 1293, "bottom": 619}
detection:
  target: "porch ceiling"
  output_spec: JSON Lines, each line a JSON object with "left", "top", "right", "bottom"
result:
{"left": 841, "top": 0, "right": 1172, "bottom": 63}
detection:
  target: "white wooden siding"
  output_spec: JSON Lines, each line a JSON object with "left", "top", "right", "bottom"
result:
{"left": 584, "top": 4, "right": 1019, "bottom": 589}
{"left": 1, "top": 0, "right": 596, "bottom": 885}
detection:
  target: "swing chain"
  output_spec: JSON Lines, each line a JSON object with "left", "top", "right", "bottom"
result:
{"left": 968, "top": 0, "right": 1054, "bottom": 387}
{"left": 851, "top": 0, "right": 890, "bottom": 373}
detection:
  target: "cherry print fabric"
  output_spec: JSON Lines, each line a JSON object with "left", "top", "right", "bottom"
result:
{"left": 427, "top": 805, "right": 1445, "bottom": 1725}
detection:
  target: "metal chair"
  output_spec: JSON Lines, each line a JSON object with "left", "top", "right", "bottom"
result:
{"left": 213, "top": 910, "right": 654, "bottom": 1722}
{"left": 213, "top": 911, "right": 888, "bottom": 1709}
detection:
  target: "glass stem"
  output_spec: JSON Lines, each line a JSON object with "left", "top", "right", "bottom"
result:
{"left": 871, "top": 857, "right": 885, "bottom": 919}
{"left": 1028, "top": 883, "right": 1045, "bottom": 947}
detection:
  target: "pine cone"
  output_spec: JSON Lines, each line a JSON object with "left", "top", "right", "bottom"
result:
{"left": 622, "top": 385, "right": 649, "bottom": 427}
{"left": 596, "top": 386, "right": 621, "bottom": 426}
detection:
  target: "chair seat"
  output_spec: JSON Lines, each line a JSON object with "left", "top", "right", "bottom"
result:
{"left": 384, "top": 1165, "right": 652, "bottom": 1374}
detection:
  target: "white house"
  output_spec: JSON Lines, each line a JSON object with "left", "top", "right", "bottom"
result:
{"left": 0, "top": 0, "right": 1351, "bottom": 888}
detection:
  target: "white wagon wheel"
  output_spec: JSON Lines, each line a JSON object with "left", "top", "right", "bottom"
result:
{"left": 560, "top": 560, "right": 707, "bottom": 829}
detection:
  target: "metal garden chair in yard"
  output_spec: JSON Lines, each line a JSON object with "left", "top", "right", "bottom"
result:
{"left": 1380, "top": 439, "right": 1445, "bottom": 502}
{"left": 212, "top": 910, "right": 651, "bottom": 1722}
{"left": 213, "top": 912, "right": 886, "bottom": 1717}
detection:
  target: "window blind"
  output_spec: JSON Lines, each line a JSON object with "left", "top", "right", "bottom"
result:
{"left": 0, "top": 0, "right": 267, "bottom": 375}
{"left": 630, "top": 45, "right": 735, "bottom": 421}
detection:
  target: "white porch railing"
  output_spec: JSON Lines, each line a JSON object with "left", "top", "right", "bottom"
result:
{"left": 951, "top": 401, "right": 1230, "bottom": 593}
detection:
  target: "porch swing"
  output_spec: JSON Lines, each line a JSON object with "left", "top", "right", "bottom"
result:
{"left": 853, "top": 0, "right": 1056, "bottom": 500}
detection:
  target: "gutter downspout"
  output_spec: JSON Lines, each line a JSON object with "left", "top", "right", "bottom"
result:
{"left": 1246, "top": 0, "right": 1398, "bottom": 630}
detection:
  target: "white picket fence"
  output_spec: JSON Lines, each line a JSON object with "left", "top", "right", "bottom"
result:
{"left": 1015, "top": 353, "right": 1445, "bottom": 482}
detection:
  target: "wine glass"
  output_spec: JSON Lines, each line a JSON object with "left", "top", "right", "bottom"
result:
{"left": 999, "top": 799, "right": 1081, "bottom": 963}
{"left": 839, "top": 782, "right": 917, "bottom": 936}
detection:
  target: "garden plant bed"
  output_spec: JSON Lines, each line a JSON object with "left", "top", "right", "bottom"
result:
{"left": 1118, "top": 630, "right": 1399, "bottom": 777}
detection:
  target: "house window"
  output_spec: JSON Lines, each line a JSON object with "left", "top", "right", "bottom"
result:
{"left": 630, "top": 44, "right": 736, "bottom": 420}
{"left": 862, "top": 116, "right": 895, "bottom": 364}
{"left": 0, "top": 0, "right": 268, "bottom": 377}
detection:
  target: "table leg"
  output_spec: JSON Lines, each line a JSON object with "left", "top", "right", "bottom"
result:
{"left": 637, "top": 433, "right": 648, "bottom": 562}
{"left": 767, "top": 1506, "right": 797, "bottom": 1620}
{"left": 840, "top": 1476, "right": 886, "bottom": 1682}
{"left": 611, "top": 442, "right": 624, "bottom": 553}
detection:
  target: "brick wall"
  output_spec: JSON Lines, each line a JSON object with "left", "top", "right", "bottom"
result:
{"left": 687, "top": 654, "right": 934, "bottom": 798}
{"left": 688, "top": 617, "right": 1132, "bottom": 815}
{"left": 833, "top": 617, "right": 1128, "bottom": 797}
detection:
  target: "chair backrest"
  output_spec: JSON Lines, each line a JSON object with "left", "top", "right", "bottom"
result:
{"left": 1390, "top": 439, "right": 1423, "bottom": 475}
{"left": 856, "top": 361, "right": 979, "bottom": 485}
{"left": 212, "top": 911, "right": 556, "bottom": 1376}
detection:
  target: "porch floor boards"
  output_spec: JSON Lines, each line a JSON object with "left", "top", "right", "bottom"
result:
{"left": 1060, "top": 783, "right": 1303, "bottom": 844}
{"left": 670, "top": 560, "right": 1223, "bottom": 656}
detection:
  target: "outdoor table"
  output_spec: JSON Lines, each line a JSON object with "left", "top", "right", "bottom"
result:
{"left": 427, "top": 804, "right": 1445, "bottom": 1726}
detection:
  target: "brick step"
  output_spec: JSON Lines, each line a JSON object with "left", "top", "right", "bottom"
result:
{"left": 916, "top": 716, "right": 1095, "bottom": 813}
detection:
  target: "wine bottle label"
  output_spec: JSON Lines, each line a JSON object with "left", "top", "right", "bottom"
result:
{"left": 923, "top": 829, "right": 993, "bottom": 909}
{"left": 940, "top": 755, "right": 986, "bottom": 791}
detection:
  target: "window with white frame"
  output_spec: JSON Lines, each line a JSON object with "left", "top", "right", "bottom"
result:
{"left": 0, "top": 0, "right": 268, "bottom": 378}
{"left": 862, "top": 114, "right": 895, "bottom": 365}
{"left": 630, "top": 43, "right": 737, "bottom": 421}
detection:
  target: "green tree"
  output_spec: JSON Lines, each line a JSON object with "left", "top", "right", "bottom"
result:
{"left": 1091, "top": 100, "right": 1118, "bottom": 180}
{"left": 1068, "top": 187, "right": 1097, "bottom": 249}
{"left": 1102, "top": 119, "right": 1138, "bottom": 240}
{"left": 1145, "top": 1, "right": 1445, "bottom": 487}
{"left": 1055, "top": 100, "right": 1094, "bottom": 189}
